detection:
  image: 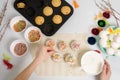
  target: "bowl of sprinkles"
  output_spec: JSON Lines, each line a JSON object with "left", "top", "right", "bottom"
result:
{"left": 10, "top": 39, "right": 28, "bottom": 57}
{"left": 24, "top": 26, "right": 41, "bottom": 43}
{"left": 10, "top": 16, "right": 27, "bottom": 32}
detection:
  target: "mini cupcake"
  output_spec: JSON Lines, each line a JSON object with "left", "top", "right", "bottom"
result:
{"left": 17, "top": 2, "right": 26, "bottom": 8}
{"left": 57, "top": 41, "right": 67, "bottom": 51}
{"left": 51, "top": 0, "right": 61, "bottom": 7}
{"left": 52, "top": 15, "right": 62, "bottom": 24}
{"left": 70, "top": 40, "right": 80, "bottom": 51}
{"left": 35, "top": 16, "right": 45, "bottom": 25}
{"left": 43, "top": 6, "right": 53, "bottom": 16}
{"left": 61, "top": 6, "right": 71, "bottom": 15}
{"left": 45, "top": 38, "right": 55, "bottom": 47}
{"left": 51, "top": 53, "right": 62, "bottom": 62}
{"left": 64, "top": 53, "right": 76, "bottom": 65}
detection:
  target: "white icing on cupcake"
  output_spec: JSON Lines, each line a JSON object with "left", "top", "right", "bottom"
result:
{"left": 57, "top": 41, "right": 67, "bottom": 51}
{"left": 45, "top": 38, "right": 55, "bottom": 47}
{"left": 70, "top": 40, "right": 80, "bottom": 51}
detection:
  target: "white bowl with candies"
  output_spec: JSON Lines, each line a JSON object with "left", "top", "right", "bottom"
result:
{"left": 24, "top": 26, "right": 41, "bottom": 43}
{"left": 98, "top": 26, "right": 120, "bottom": 56}
{"left": 10, "top": 16, "right": 27, "bottom": 33}
{"left": 10, "top": 39, "right": 29, "bottom": 57}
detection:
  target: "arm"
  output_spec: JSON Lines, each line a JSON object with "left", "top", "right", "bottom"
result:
{"left": 15, "top": 46, "right": 54, "bottom": 80}
{"left": 100, "top": 60, "right": 111, "bottom": 80}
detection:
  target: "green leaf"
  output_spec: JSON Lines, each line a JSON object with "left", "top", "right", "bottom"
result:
{"left": 2, "top": 53, "right": 11, "bottom": 61}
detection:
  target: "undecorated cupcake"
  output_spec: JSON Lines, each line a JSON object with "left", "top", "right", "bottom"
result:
{"left": 70, "top": 40, "right": 80, "bottom": 51}
{"left": 64, "top": 53, "right": 76, "bottom": 65}
{"left": 43, "top": 6, "right": 53, "bottom": 16}
{"left": 57, "top": 41, "right": 67, "bottom": 51}
{"left": 51, "top": 0, "right": 61, "bottom": 7}
{"left": 61, "top": 6, "right": 71, "bottom": 15}
{"left": 52, "top": 15, "right": 62, "bottom": 24}
{"left": 35, "top": 16, "right": 45, "bottom": 25}
{"left": 45, "top": 38, "right": 55, "bottom": 47}
{"left": 17, "top": 2, "right": 26, "bottom": 8}
{"left": 51, "top": 53, "right": 62, "bottom": 62}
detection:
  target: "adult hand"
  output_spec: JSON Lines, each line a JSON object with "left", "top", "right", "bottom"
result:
{"left": 100, "top": 60, "right": 111, "bottom": 80}
{"left": 35, "top": 45, "right": 55, "bottom": 62}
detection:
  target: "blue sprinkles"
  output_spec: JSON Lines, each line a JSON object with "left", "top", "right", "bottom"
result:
{"left": 87, "top": 37, "right": 96, "bottom": 45}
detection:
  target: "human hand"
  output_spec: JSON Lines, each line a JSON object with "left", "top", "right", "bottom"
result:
{"left": 100, "top": 60, "right": 111, "bottom": 80}
{"left": 35, "top": 45, "right": 55, "bottom": 62}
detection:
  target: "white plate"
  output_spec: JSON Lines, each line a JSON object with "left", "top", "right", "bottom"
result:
{"left": 81, "top": 51, "right": 104, "bottom": 75}
{"left": 10, "top": 16, "right": 27, "bottom": 33}
{"left": 10, "top": 39, "right": 29, "bottom": 57}
{"left": 24, "top": 26, "right": 42, "bottom": 43}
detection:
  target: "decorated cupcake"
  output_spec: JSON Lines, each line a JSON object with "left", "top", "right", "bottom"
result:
{"left": 70, "top": 40, "right": 80, "bottom": 51}
{"left": 45, "top": 38, "right": 55, "bottom": 47}
{"left": 64, "top": 53, "right": 76, "bottom": 65}
{"left": 51, "top": 53, "right": 62, "bottom": 62}
{"left": 57, "top": 41, "right": 67, "bottom": 51}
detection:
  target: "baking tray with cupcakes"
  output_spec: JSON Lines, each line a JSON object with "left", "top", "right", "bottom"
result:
{"left": 14, "top": 0, "right": 74, "bottom": 36}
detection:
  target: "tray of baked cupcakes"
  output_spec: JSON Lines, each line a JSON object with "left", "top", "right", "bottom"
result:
{"left": 14, "top": 0, "right": 74, "bottom": 36}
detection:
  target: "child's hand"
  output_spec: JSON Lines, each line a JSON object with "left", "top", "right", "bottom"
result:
{"left": 100, "top": 60, "right": 111, "bottom": 80}
{"left": 35, "top": 45, "right": 55, "bottom": 62}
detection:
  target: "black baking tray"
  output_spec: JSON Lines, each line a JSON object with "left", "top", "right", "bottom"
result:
{"left": 14, "top": 0, "right": 74, "bottom": 36}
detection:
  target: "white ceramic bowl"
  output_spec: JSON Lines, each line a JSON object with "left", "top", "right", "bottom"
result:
{"left": 10, "top": 39, "right": 29, "bottom": 57}
{"left": 24, "top": 26, "right": 42, "bottom": 43}
{"left": 10, "top": 16, "right": 27, "bottom": 33}
{"left": 81, "top": 51, "right": 104, "bottom": 75}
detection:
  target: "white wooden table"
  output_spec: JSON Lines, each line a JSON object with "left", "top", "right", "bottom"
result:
{"left": 0, "top": 0, "right": 120, "bottom": 80}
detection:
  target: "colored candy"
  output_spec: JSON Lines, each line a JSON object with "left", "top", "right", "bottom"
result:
{"left": 3, "top": 59, "right": 13, "bottom": 70}
{"left": 2, "top": 53, "right": 13, "bottom": 70}
{"left": 91, "top": 28, "right": 100, "bottom": 35}
{"left": 73, "top": 0, "right": 79, "bottom": 8}
{"left": 108, "top": 27, "right": 113, "bottom": 33}
{"left": 98, "top": 20, "right": 106, "bottom": 27}
{"left": 3, "top": 53, "right": 11, "bottom": 61}
{"left": 103, "top": 11, "right": 110, "bottom": 19}
{"left": 87, "top": 37, "right": 96, "bottom": 45}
